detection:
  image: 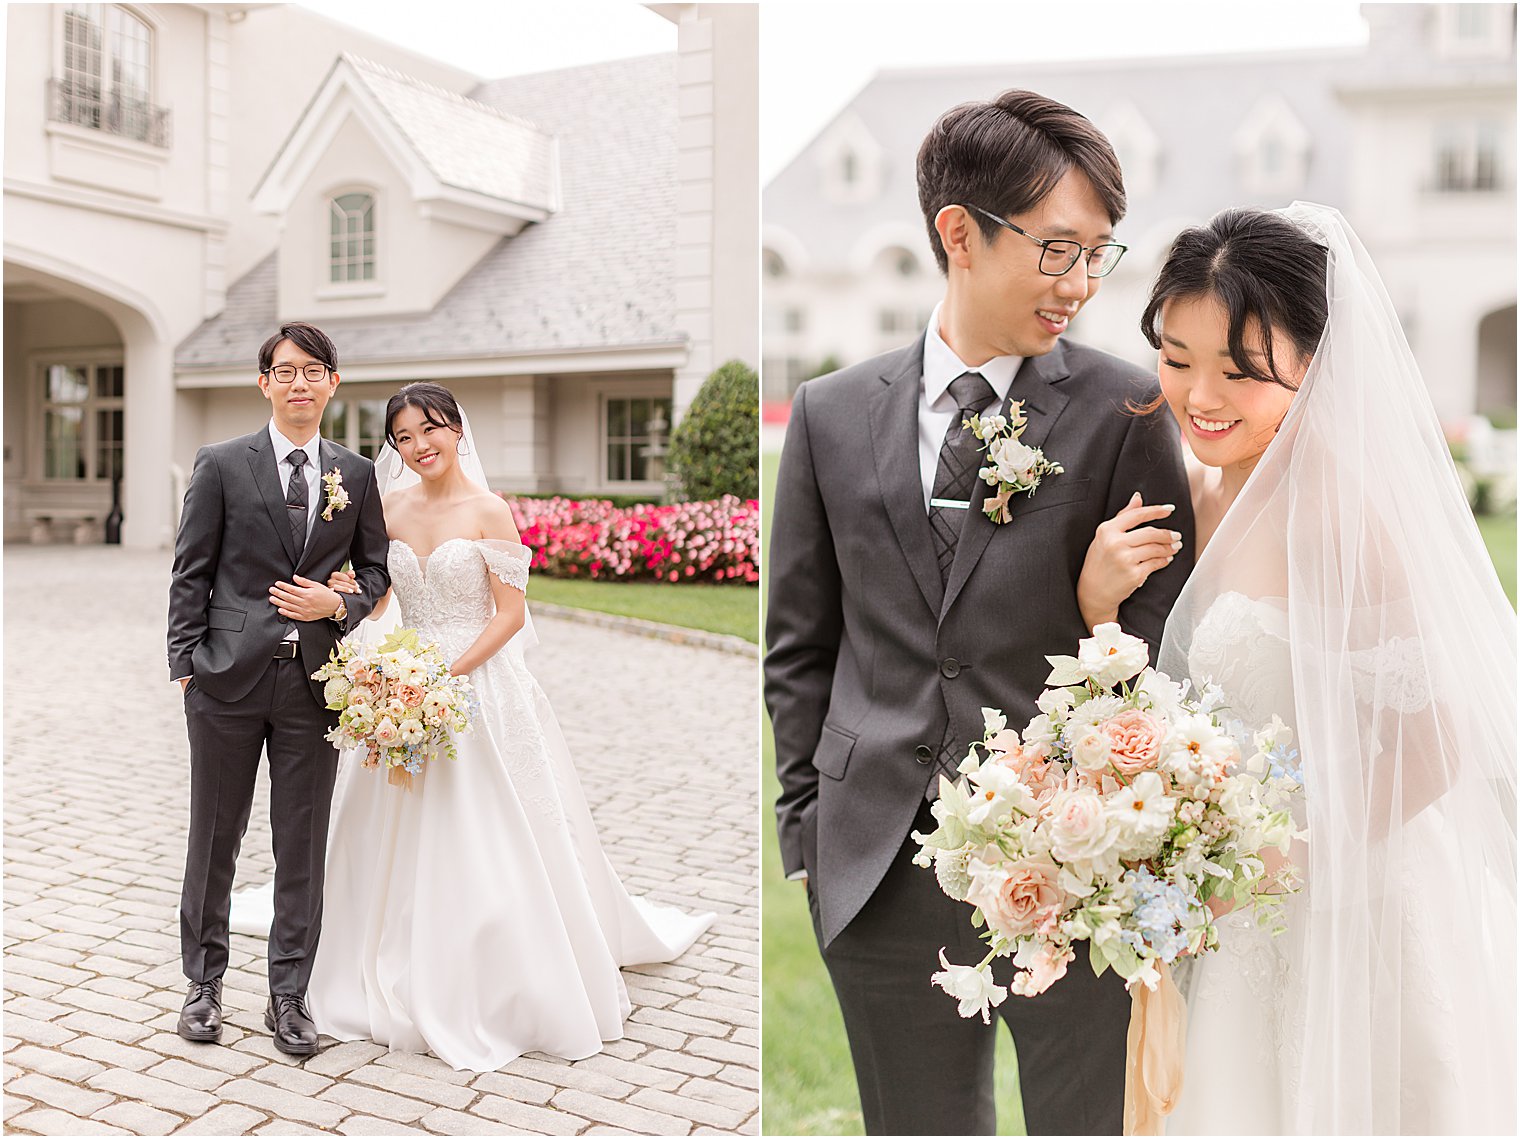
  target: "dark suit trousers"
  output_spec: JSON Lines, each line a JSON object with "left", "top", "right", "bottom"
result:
{"left": 812, "top": 802, "right": 1132, "bottom": 1136}
{"left": 180, "top": 656, "right": 339, "bottom": 994}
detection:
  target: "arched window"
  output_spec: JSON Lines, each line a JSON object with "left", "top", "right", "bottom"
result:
{"left": 56, "top": 5, "right": 164, "bottom": 145}
{"left": 329, "top": 193, "right": 376, "bottom": 282}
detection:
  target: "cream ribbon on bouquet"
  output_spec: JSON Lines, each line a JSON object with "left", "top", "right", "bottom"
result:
{"left": 1123, "top": 960, "right": 1187, "bottom": 1135}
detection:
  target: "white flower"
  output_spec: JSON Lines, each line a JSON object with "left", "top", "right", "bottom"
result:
{"left": 964, "top": 762, "right": 1034, "bottom": 827}
{"left": 1036, "top": 687, "right": 1077, "bottom": 719}
{"left": 1107, "top": 771, "right": 1175, "bottom": 857}
{"left": 934, "top": 847, "right": 975, "bottom": 901}
{"left": 1077, "top": 624, "right": 1150, "bottom": 687}
{"left": 398, "top": 718, "right": 427, "bottom": 746}
{"left": 1021, "top": 714, "right": 1058, "bottom": 753}
{"left": 1253, "top": 714, "right": 1293, "bottom": 754}
{"left": 990, "top": 436, "right": 1039, "bottom": 485}
{"left": 982, "top": 708, "right": 1008, "bottom": 736}
{"left": 1135, "top": 669, "right": 1186, "bottom": 724}
{"left": 1065, "top": 693, "right": 1123, "bottom": 732}
{"left": 931, "top": 950, "right": 1008, "bottom": 1024}
{"left": 1070, "top": 727, "right": 1112, "bottom": 774}
{"left": 323, "top": 676, "right": 353, "bottom": 706}
{"left": 1163, "top": 713, "right": 1238, "bottom": 786}
{"left": 1046, "top": 786, "right": 1119, "bottom": 862}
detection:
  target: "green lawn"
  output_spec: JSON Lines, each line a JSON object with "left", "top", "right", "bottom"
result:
{"left": 529, "top": 577, "right": 758, "bottom": 642}
{"left": 1478, "top": 513, "right": 1516, "bottom": 606}
{"left": 760, "top": 445, "right": 1516, "bottom": 1134}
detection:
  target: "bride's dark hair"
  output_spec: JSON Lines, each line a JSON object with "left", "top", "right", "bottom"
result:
{"left": 384, "top": 382, "right": 464, "bottom": 447}
{"left": 1141, "top": 207, "right": 1330, "bottom": 390}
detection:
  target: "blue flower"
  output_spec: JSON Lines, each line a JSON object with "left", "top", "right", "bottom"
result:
{"left": 1126, "top": 867, "right": 1199, "bottom": 964}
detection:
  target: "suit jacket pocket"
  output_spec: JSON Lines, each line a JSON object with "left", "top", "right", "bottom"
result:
{"left": 1012, "top": 476, "right": 1092, "bottom": 518}
{"left": 812, "top": 723, "right": 856, "bottom": 781}
{"left": 207, "top": 605, "right": 246, "bottom": 632}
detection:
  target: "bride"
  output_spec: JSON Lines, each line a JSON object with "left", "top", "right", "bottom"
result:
{"left": 234, "top": 381, "right": 712, "bottom": 1072}
{"left": 1076, "top": 204, "right": 1516, "bottom": 1134}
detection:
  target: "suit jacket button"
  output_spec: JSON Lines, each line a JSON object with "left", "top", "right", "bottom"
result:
{"left": 914, "top": 745, "right": 933, "bottom": 764}
{"left": 940, "top": 658, "right": 961, "bottom": 678}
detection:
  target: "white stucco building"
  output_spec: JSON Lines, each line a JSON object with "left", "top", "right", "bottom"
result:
{"left": 4, "top": 2, "right": 758, "bottom": 548}
{"left": 762, "top": 3, "right": 1516, "bottom": 430}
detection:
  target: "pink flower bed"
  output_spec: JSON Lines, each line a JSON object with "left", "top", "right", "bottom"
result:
{"left": 505, "top": 495, "right": 760, "bottom": 584}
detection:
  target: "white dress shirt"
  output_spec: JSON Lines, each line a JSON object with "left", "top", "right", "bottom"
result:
{"left": 269, "top": 421, "right": 322, "bottom": 640}
{"left": 918, "top": 302, "right": 1023, "bottom": 511}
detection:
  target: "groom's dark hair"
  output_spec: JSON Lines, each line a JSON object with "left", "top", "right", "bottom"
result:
{"left": 917, "top": 89, "right": 1126, "bottom": 274}
{"left": 258, "top": 322, "right": 338, "bottom": 374}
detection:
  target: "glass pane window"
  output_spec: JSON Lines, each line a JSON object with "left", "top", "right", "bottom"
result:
{"left": 356, "top": 399, "right": 386, "bottom": 459}
{"left": 57, "top": 5, "right": 159, "bottom": 142}
{"left": 321, "top": 400, "right": 350, "bottom": 444}
{"left": 605, "top": 396, "right": 673, "bottom": 483}
{"left": 41, "top": 361, "right": 125, "bottom": 482}
{"left": 330, "top": 193, "right": 376, "bottom": 282}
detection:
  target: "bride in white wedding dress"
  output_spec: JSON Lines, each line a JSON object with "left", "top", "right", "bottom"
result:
{"left": 233, "top": 382, "right": 712, "bottom": 1072}
{"left": 1077, "top": 204, "right": 1515, "bottom": 1134}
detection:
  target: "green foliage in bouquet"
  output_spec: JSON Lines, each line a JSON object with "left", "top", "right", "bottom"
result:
{"left": 668, "top": 359, "right": 759, "bottom": 503}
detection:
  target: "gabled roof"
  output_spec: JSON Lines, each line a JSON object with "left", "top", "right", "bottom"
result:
{"left": 252, "top": 53, "right": 559, "bottom": 226}
{"left": 178, "top": 54, "right": 679, "bottom": 371}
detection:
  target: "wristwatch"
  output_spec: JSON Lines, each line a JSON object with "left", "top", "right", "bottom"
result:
{"left": 330, "top": 598, "right": 347, "bottom": 623}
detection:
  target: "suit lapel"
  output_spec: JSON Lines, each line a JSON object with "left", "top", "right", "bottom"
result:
{"left": 869, "top": 336, "right": 944, "bottom": 615}
{"left": 940, "top": 344, "right": 1073, "bottom": 620}
{"left": 248, "top": 429, "right": 300, "bottom": 564}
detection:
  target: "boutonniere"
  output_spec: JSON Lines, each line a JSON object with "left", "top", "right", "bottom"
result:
{"left": 320, "top": 467, "right": 350, "bottom": 521}
{"left": 965, "top": 401, "right": 1063, "bottom": 524}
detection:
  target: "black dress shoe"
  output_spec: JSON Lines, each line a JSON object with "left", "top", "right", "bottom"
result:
{"left": 177, "top": 978, "right": 223, "bottom": 1042}
{"left": 265, "top": 992, "right": 319, "bottom": 1056}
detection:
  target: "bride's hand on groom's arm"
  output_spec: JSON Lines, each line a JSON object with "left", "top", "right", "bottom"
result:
{"left": 269, "top": 575, "right": 345, "bottom": 621}
{"left": 326, "top": 570, "right": 393, "bottom": 621}
{"left": 1076, "top": 493, "right": 1182, "bottom": 632}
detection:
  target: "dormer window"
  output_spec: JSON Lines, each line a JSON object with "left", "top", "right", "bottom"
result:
{"left": 51, "top": 4, "right": 168, "bottom": 147}
{"left": 1234, "top": 95, "right": 1310, "bottom": 197}
{"left": 816, "top": 112, "right": 883, "bottom": 205}
{"left": 329, "top": 193, "right": 375, "bottom": 282}
{"left": 1099, "top": 101, "right": 1162, "bottom": 199}
{"left": 1437, "top": 4, "right": 1514, "bottom": 59}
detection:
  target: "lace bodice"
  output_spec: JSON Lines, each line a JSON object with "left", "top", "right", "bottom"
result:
{"left": 1187, "top": 591, "right": 1295, "bottom": 733}
{"left": 388, "top": 538, "right": 530, "bottom": 659}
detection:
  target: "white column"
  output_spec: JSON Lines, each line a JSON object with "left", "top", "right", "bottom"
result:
{"left": 121, "top": 330, "right": 175, "bottom": 548}
{"left": 495, "top": 376, "right": 553, "bottom": 493}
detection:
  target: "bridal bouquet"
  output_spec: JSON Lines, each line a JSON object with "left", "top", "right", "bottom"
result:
{"left": 914, "top": 624, "right": 1302, "bottom": 1020}
{"left": 311, "top": 628, "right": 474, "bottom": 788}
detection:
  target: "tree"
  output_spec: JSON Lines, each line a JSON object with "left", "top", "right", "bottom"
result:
{"left": 668, "top": 359, "right": 758, "bottom": 502}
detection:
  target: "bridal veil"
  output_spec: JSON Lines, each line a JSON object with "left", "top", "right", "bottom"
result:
{"left": 1159, "top": 203, "right": 1517, "bottom": 1134}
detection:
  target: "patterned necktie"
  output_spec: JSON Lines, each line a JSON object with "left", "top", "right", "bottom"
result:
{"left": 927, "top": 372, "right": 998, "bottom": 800}
{"left": 928, "top": 371, "right": 998, "bottom": 585}
{"left": 285, "top": 448, "right": 309, "bottom": 556}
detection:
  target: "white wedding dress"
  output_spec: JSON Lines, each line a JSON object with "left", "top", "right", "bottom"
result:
{"left": 234, "top": 536, "right": 712, "bottom": 1072}
{"left": 1167, "top": 592, "right": 1484, "bottom": 1134}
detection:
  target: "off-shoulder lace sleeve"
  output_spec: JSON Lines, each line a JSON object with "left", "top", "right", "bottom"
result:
{"left": 476, "top": 539, "right": 530, "bottom": 594}
{"left": 1348, "top": 636, "right": 1432, "bottom": 714}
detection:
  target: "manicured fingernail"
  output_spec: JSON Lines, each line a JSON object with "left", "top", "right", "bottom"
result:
{"left": 1164, "top": 504, "right": 1177, "bottom": 513}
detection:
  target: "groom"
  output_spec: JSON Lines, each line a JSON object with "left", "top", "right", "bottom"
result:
{"left": 167, "top": 321, "right": 389, "bottom": 1054}
{"left": 766, "top": 90, "right": 1193, "bottom": 1134}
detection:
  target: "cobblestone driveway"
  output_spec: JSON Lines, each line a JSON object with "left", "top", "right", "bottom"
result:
{"left": 3, "top": 546, "right": 759, "bottom": 1136}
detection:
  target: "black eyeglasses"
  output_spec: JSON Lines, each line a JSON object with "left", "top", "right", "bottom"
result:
{"left": 265, "top": 363, "right": 332, "bottom": 383}
{"left": 966, "top": 204, "right": 1128, "bottom": 278}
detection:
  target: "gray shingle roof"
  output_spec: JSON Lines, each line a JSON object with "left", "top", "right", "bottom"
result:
{"left": 177, "top": 53, "right": 678, "bottom": 370}
{"left": 346, "top": 54, "right": 557, "bottom": 211}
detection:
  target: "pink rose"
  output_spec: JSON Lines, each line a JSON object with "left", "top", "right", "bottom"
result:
{"left": 1046, "top": 787, "right": 1117, "bottom": 863}
{"left": 396, "top": 683, "right": 425, "bottom": 708}
{"left": 966, "top": 856, "right": 1065, "bottom": 939}
{"left": 1102, "top": 710, "right": 1163, "bottom": 776}
{"left": 372, "top": 717, "right": 400, "bottom": 747}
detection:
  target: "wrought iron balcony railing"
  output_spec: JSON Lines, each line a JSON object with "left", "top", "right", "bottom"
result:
{"left": 47, "top": 78, "right": 171, "bottom": 149}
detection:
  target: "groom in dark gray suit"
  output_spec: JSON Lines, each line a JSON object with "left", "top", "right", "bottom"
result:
{"left": 168, "top": 322, "right": 389, "bottom": 1054}
{"left": 766, "top": 90, "right": 1193, "bottom": 1135}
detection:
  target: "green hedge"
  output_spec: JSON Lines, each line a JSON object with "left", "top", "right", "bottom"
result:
{"left": 669, "top": 360, "right": 759, "bottom": 503}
